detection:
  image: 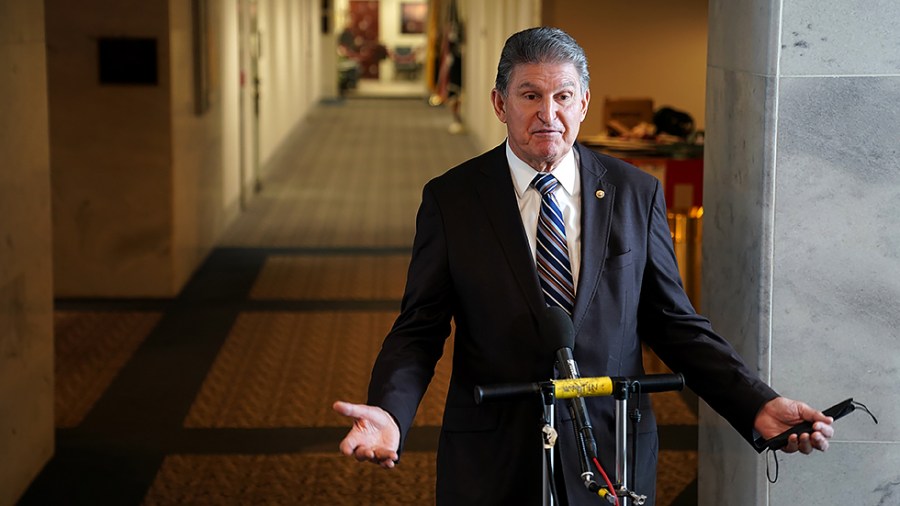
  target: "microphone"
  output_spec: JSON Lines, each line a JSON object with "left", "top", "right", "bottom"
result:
{"left": 540, "top": 307, "right": 602, "bottom": 493}
{"left": 474, "top": 374, "right": 684, "bottom": 403}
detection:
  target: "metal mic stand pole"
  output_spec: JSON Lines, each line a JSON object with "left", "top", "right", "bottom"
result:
{"left": 613, "top": 378, "right": 650, "bottom": 506}
{"left": 613, "top": 379, "right": 631, "bottom": 506}
{"left": 541, "top": 382, "right": 557, "bottom": 506}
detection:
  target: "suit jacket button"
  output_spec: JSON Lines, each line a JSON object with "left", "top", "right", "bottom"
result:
{"left": 595, "top": 190, "right": 605, "bottom": 199}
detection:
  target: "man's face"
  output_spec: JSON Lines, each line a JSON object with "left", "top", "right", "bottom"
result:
{"left": 491, "top": 62, "right": 590, "bottom": 172}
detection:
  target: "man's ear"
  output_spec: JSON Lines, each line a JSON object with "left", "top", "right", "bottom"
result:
{"left": 580, "top": 89, "right": 591, "bottom": 122}
{"left": 491, "top": 89, "right": 507, "bottom": 123}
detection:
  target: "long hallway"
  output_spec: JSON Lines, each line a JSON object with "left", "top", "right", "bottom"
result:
{"left": 21, "top": 98, "right": 698, "bottom": 505}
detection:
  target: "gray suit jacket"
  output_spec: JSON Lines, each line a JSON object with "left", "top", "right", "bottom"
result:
{"left": 368, "top": 142, "right": 777, "bottom": 505}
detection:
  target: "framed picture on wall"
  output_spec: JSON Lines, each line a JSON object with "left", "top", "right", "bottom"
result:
{"left": 400, "top": 2, "right": 426, "bottom": 34}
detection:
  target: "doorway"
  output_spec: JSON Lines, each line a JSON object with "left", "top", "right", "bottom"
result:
{"left": 238, "top": 0, "right": 262, "bottom": 207}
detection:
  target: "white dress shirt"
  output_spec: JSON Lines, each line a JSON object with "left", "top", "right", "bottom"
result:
{"left": 506, "top": 142, "right": 582, "bottom": 289}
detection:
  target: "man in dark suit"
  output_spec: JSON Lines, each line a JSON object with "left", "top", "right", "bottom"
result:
{"left": 334, "top": 27, "right": 833, "bottom": 505}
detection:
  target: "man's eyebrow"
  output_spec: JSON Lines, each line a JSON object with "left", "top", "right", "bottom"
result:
{"left": 515, "top": 80, "right": 577, "bottom": 92}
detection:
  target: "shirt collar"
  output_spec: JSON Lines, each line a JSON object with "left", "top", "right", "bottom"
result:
{"left": 506, "top": 141, "right": 579, "bottom": 198}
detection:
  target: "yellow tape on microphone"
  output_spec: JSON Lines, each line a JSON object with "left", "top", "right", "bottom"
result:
{"left": 552, "top": 377, "right": 614, "bottom": 399}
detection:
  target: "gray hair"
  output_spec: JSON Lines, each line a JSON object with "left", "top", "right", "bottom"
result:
{"left": 494, "top": 27, "right": 590, "bottom": 98}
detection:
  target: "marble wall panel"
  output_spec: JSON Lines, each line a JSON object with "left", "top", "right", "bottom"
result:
{"left": 702, "top": 67, "right": 777, "bottom": 374}
{"left": 707, "top": 0, "right": 779, "bottom": 76}
{"left": 699, "top": 67, "right": 778, "bottom": 505}
{"left": 698, "top": 403, "right": 768, "bottom": 506}
{"left": 703, "top": 2, "right": 899, "bottom": 505}
{"left": 781, "top": 0, "right": 900, "bottom": 76}
{"left": 772, "top": 76, "right": 900, "bottom": 441}
{"left": 769, "top": 443, "right": 900, "bottom": 504}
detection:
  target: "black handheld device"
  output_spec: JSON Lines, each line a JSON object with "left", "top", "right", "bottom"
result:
{"left": 753, "top": 398, "right": 876, "bottom": 453}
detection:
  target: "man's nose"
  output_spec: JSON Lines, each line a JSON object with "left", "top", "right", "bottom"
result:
{"left": 536, "top": 98, "right": 557, "bottom": 123}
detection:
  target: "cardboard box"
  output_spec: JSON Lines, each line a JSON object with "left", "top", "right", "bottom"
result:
{"left": 602, "top": 97, "right": 654, "bottom": 134}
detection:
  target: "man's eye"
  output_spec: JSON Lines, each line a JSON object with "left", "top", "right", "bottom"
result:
{"left": 524, "top": 94, "right": 538, "bottom": 100}
{"left": 558, "top": 94, "right": 572, "bottom": 101}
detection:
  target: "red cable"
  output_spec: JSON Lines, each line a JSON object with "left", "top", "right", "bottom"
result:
{"left": 592, "top": 456, "right": 619, "bottom": 506}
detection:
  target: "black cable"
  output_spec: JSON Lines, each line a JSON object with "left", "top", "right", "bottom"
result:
{"left": 852, "top": 400, "right": 878, "bottom": 424}
{"left": 766, "top": 448, "right": 779, "bottom": 483}
{"left": 629, "top": 382, "right": 643, "bottom": 493}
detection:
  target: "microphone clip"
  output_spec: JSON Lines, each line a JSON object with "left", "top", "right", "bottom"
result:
{"left": 623, "top": 488, "right": 647, "bottom": 505}
{"left": 541, "top": 424, "right": 558, "bottom": 450}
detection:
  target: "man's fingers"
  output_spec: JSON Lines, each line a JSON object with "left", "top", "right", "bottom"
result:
{"left": 352, "top": 446, "right": 375, "bottom": 462}
{"left": 348, "top": 445, "right": 398, "bottom": 467}
{"left": 332, "top": 400, "right": 349, "bottom": 415}
{"left": 813, "top": 421, "right": 835, "bottom": 438}
{"left": 373, "top": 447, "right": 399, "bottom": 463}
{"left": 798, "top": 403, "right": 833, "bottom": 425}
{"left": 334, "top": 400, "right": 389, "bottom": 428}
{"left": 780, "top": 424, "right": 833, "bottom": 454}
{"left": 797, "top": 433, "right": 813, "bottom": 454}
{"left": 811, "top": 432, "right": 830, "bottom": 452}
{"left": 333, "top": 400, "right": 366, "bottom": 418}
{"left": 374, "top": 448, "right": 399, "bottom": 469}
{"left": 338, "top": 426, "right": 375, "bottom": 457}
{"left": 342, "top": 438, "right": 397, "bottom": 463}
{"left": 334, "top": 399, "right": 400, "bottom": 467}
{"left": 338, "top": 434, "right": 360, "bottom": 457}
{"left": 782, "top": 434, "right": 799, "bottom": 453}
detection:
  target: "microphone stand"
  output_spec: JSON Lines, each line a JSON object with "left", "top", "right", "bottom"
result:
{"left": 475, "top": 373, "right": 683, "bottom": 506}
{"left": 540, "top": 382, "right": 558, "bottom": 506}
{"left": 613, "top": 379, "right": 643, "bottom": 506}
{"left": 614, "top": 376, "right": 682, "bottom": 506}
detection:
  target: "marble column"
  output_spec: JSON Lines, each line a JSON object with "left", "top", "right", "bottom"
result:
{"left": 700, "top": 0, "right": 900, "bottom": 504}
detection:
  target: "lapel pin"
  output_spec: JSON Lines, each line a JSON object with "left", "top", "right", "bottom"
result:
{"left": 595, "top": 190, "right": 606, "bottom": 199}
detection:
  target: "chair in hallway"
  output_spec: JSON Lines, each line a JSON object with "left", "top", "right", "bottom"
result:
{"left": 392, "top": 46, "right": 421, "bottom": 80}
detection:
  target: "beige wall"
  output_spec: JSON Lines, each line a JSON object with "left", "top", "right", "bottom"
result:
{"left": 256, "top": 0, "right": 322, "bottom": 170}
{"left": 47, "top": 0, "right": 322, "bottom": 297}
{"left": 0, "top": 0, "right": 54, "bottom": 504}
{"left": 320, "top": 3, "right": 339, "bottom": 99}
{"left": 169, "top": 0, "right": 236, "bottom": 290}
{"left": 542, "top": 0, "right": 708, "bottom": 137}
{"left": 46, "top": 0, "right": 175, "bottom": 296}
{"left": 220, "top": 0, "right": 242, "bottom": 216}
{"left": 457, "top": 0, "right": 708, "bottom": 152}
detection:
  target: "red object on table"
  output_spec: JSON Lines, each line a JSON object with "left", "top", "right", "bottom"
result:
{"left": 621, "top": 157, "right": 703, "bottom": 210}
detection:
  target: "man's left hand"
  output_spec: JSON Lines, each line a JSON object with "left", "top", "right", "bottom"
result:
{"left": 754, "top": 397, "right": 835, "bottom": 454}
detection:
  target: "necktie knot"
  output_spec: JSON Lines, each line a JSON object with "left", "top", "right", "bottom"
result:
{"left": 531, "top": 173, "right": 560, "bottom": 196}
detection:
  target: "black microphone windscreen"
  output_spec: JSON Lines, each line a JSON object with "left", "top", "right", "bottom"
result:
{"left": 540, "top": 306, "right": 575, "bottom": 351}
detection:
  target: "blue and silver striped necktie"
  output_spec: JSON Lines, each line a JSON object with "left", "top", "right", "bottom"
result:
{"left": 532, "top": 172, "right": 575, "bottom": 315}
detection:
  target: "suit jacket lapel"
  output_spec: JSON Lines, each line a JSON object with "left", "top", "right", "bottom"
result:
{"left": 572, "top": 143, "right": 615, "bottom": 335}
{"left": 474, "top": 144, "right": 546, "bottom": 318}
